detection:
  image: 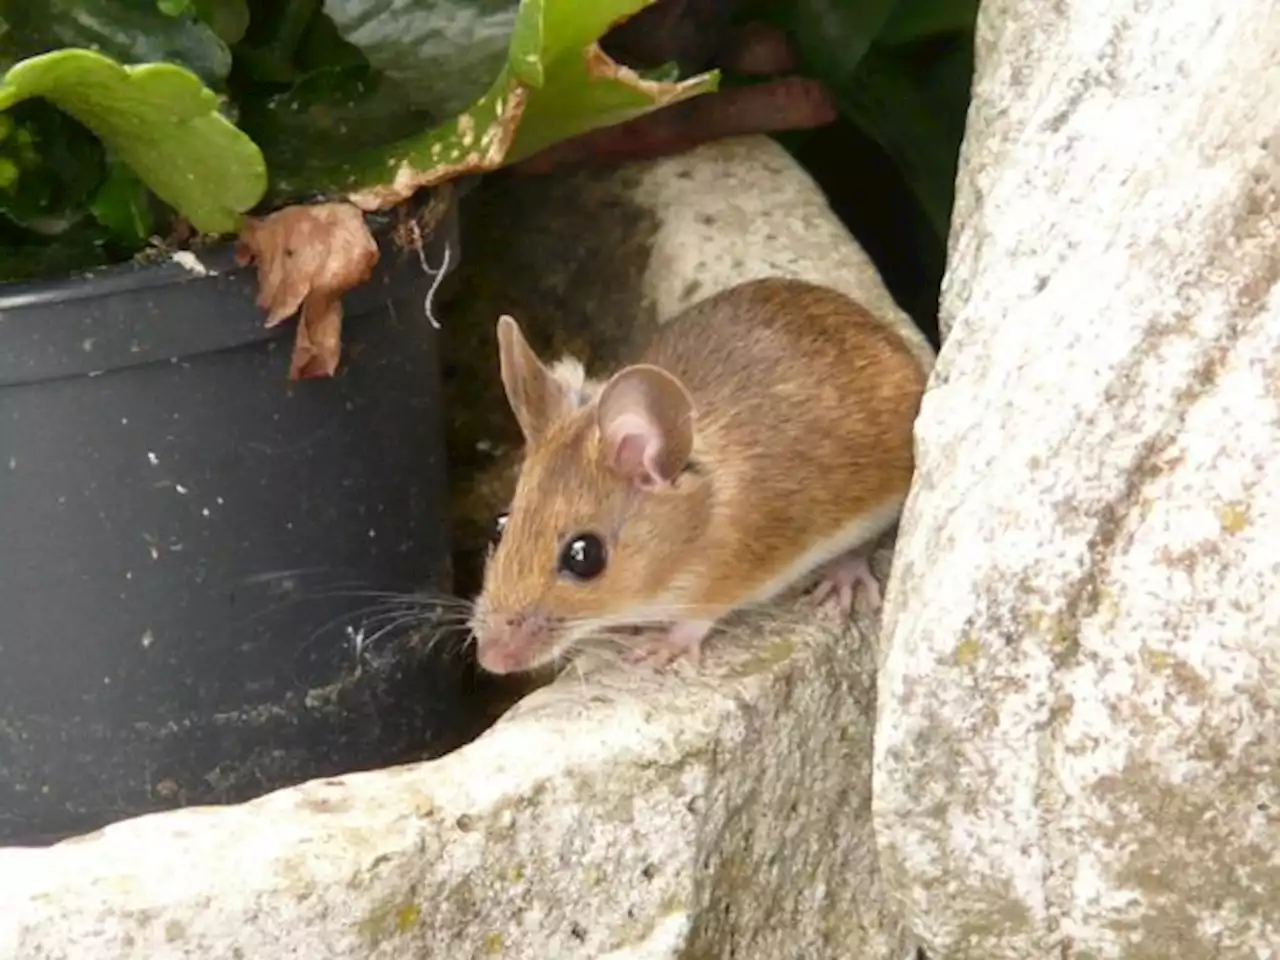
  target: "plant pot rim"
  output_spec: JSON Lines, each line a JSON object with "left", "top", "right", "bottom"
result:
{"left": 0, "top": 195, "right": 462, "bottom": 388}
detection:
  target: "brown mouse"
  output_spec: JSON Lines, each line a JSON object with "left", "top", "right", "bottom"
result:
{"left": 469, "top": 277, "right": 927, "bottom": 674}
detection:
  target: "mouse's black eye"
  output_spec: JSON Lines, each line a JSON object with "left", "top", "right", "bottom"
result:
{"left": 558, "top": 533, "right": 607, "bottom": 580}
{"left": 490, "top": 511, "right": 510, "bottom": 546}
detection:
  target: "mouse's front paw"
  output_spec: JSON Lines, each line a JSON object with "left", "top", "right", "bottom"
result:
{"left": 624, "top": 619, "right": 715, "bottom": 670}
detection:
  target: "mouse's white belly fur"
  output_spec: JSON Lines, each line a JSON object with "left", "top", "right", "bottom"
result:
{"left": 740, "top": 495, "right": 905, "bottom": 608}
{"left": 641, "top": 495, "right": 906, "bottom": 623}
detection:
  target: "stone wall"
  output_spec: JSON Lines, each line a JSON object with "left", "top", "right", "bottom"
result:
{"left": 874, "top": 0, "right": 1280, "bottom": 956}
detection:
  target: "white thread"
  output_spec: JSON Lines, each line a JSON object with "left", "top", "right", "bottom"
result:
{"left": 417, "top": 237, "right": 451, "bottom": 330}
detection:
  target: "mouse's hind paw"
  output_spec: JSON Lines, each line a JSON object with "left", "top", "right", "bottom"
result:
{"left": 810, "top": 552, "right": 882, "bottom": 615}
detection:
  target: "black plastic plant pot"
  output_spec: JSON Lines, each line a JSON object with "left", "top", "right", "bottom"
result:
{"left": 0, "top": 203, "right": 474, "bottom": 846}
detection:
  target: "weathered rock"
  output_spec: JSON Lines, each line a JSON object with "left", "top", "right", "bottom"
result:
{"left": 0, "top": 627, "right": 907, "bottom": 960}
{"left": 1, "top": 137, "right": 930, "bottom": 960}
{"left": 875, "top": 0, "right": 1280, "bottom": 957}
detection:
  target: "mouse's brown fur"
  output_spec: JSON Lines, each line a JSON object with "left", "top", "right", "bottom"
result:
{"left": 471, "top": 277, "right": 927, "bottom": 674}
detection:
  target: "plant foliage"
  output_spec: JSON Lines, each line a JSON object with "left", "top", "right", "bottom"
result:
{"left": 754, "top": 0, "right": 978, "bottom": 240}
{"left": 0, "top": 0, "right": 979, "bottom": 285}
{"left": 0, "top": 0, "right": 718, "bottom": 281}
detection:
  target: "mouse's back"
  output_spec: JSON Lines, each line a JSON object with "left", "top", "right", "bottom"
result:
{"left": 638, "top": 277, "right": 927, "bottom": 608}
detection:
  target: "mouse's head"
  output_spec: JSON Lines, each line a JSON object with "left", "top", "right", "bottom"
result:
{"left": 470, "top": 315, "right": 711, "bottom": 674}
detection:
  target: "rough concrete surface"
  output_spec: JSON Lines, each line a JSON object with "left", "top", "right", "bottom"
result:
{"left": 1, "top": 619, "right": 909, "bottom": 960}
{"left": 1, "top": 137, "right": 929, "bottom": 960}
{"left": 875, "top": 0, "right": 1280, "bottom": 957}
{"left": 626, "top": 138, "right": 934, "bottom": 373}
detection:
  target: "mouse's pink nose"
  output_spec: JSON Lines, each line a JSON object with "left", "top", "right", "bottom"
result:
{"left": 475, "top": 608, "right": 551, "bottom": 674}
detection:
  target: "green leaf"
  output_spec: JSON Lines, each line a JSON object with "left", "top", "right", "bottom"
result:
{"left": 237, "top": 63, "right": 435, "bottom": 201}
{"left": 0, "top": 225, "right": 121, "bottom": 282}
{"left": 191, "top": 0, "right": 252, "bottom": 46}
{"left": 232, "top": 0, "right": 364, "bottom": 85}
{"left": 504, "top": 0, "right": 719, "bottom": 163}
{"left": 0, "top": 0, "right": 233, "bottom": 85}
{"left": 834, "top": 36, "right": 973, "bottom": 239}
{"left": 0, "top": 98, "right": 104, "bottom": 233}
{"left": 639, "top": 61, "right": 681, "bottom": 84}
{"left": 0, "top": 48, "right": 267, "bottom": 234}
{"left": 766, "top": 0, "right": 980, "bottom": 241}
{"left": 266, "top": 65, "right": 520, "bottom": 200}
{"left": 877, "top": 0, "right": 981, "bottom": 46}
{"left": 270, "top": 0, "right": 717, "bottom": 206}
{"left": 293, "top": 7, "right": 370, "bottom": 73}
{"left": 323, "top": 0, "right": 522, "bottom": 120}
{"left": 786, "top": 0, "right": 900, "bottom": 88}
{"left": 90, "top": 158, "right": 156, "bottom": 245}
{"left": 505, "top": 0, "right": 544, "bottom": 86}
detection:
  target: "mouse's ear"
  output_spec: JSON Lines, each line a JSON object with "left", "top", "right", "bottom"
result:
{"left": 496, "top": 315, "right": 577, "bottom": 444}
{"left": 596, "top": 364, "right": 695, "bottom": 489}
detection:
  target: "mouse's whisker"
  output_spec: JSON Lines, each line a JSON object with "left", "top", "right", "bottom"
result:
{"left": 371, "top": 607, "right": 462, "bottom": 638}
{"left": 419, "top": 619, "right": 480, "bottom": 634}
{"left": 302, "top": 604, "right": 393, "bottom": 648}
{"left": 333, "top": 602, "right": 455, "bottom": 639}
{"left": 299, "top": 597, "right": 447, "bottom": 651}
{"left": 238, "top": 566, "right": 337, "bottom": 586}
{"left": 331, "top": 591, "right": 475, "bottom": 616}
{"left": 357, "top": 613, "right": 435, "bottom": 654}
{"left": 349, "top": 607, "right": 434, "bottom": 635}
{"left": 231, "top": 572, "right": 474, "bottom": 632}
{"left": 417, "top": 623, "right": 472, "bottom": 659}
{"left": 238, "top": 573, "right": 380, "bottom": 601}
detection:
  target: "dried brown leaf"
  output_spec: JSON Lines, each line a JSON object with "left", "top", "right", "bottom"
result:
{"left": 290, "top": 294, "right": 344, "bottom": 380}
{"left": 235, "top": 202, "right": 380, "bottom": 380}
